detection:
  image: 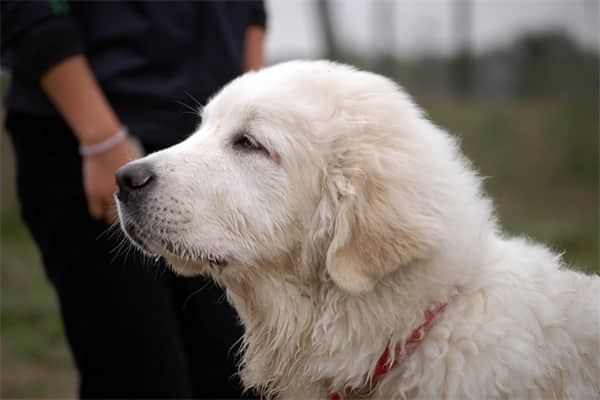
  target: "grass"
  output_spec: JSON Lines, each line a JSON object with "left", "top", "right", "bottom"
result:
{"left": 420, "top": 96, "right": 598, "bottom": 273}
{"left": 0, "top": 96, "right": 597, "bottom": 397}
{"left": 1, "top": 212, "right": 78, "bottom": 398}
{"left": 1, "top": 124, "right": 77, "bottom": 398}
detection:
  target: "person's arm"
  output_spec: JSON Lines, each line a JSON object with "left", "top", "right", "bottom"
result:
{"left": 243, "top": 25, "right": 265, "bottom": 71}
{"left": 41, "top": 55, "right": 121, "bottom": 148}
{"left": 242, "top": 1, "right": 267, "bottom": 71}
{"left": 41, "top": 55, "right": 141, "bottom": 223}
{"left": 2, "top": 1, "right": 140, "bottom": 224}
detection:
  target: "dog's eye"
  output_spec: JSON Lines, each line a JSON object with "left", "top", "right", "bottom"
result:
{"left": 234, "top": 134, "right": 265, "bottom": 152}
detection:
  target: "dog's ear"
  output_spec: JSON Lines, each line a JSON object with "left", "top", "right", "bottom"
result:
{"left": 325, "top": 152, "right": 441, "bottom": 294}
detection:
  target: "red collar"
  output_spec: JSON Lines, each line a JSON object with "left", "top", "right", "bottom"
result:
{"left": 329, "top": 302, "right": 448, "bottom": 400}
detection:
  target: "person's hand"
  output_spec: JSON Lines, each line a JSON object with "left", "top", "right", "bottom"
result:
{"left": 82, "top": 137, "right": 142, "bottom": 225}
{"left": 39, "top": 55, "right": 142, "bottom": 225}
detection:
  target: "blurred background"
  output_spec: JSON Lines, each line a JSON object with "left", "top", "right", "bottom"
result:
{"left": 1, "top": 0, "right": 598, "bottom": 397}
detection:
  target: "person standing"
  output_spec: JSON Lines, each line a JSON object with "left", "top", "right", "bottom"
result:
{"left": 1, "top": 1, "right": 266, "bottom": 397}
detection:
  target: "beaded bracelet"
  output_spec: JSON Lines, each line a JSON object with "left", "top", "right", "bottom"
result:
{"left": 79, "top": 126, "right": 128, "bottom": 156}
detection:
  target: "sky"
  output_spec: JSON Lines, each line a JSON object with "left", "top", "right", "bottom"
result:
{"left": 264, "top": 0, "right": 599, "bottom": 62}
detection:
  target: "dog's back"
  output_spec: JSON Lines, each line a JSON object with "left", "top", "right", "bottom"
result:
{"left": 421, "top": 236, "right": 600, "bottom": 399}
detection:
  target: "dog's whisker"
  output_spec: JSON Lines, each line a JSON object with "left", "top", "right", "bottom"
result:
{"left": 182, "top": 279, "right": 213, "bottom": 311}
{"left": 97, "top": 221, "right": 120, "bottom": 241}
{"left": 184, "top": 90, "right": 203, "bottom": 109}
{"left": 175, "top": 99, "right": 200, "bottom": 115}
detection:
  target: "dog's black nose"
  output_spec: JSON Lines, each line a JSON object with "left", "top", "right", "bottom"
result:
{"left": 115, "top": 162, "right": 154, "bottom": 203}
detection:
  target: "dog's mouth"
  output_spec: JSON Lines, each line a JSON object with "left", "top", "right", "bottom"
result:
{"left": 122, "top": 220, "right": 228, "bottom": 267}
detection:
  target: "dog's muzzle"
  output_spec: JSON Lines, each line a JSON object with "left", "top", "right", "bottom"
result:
{"left": 115, "top": 162, "right": 154, "bottom": 203}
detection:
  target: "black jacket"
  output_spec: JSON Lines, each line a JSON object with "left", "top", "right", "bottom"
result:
{"left": 1, "top": 0, "right": 266, "bottom": 147}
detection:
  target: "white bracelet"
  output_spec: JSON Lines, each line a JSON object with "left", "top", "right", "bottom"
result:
{"left": 79, "top": 126, "right": 128, "bottom": 156}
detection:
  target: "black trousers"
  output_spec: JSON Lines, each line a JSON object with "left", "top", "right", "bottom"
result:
{"left": 7, "top": 114, "right": 247, "bottom": 399}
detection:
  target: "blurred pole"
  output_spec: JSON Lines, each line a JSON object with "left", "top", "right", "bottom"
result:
{"left": 371, "top": 0, "right": 396, "bottom": 77}
{"left": 371, "top": 0, "right": 395, "bottom": 57}
{"left": 316, "top": 0, "right": 339, "bottom": 60}
{"left": 453, "top": 0, "right": 473, "bottom": 96}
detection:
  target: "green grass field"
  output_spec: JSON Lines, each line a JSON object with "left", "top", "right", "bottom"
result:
{"left": 1, "top": 96, "right": 597, "bottom": 398}
{"left": 1, "top": 212, "right": 77, "bottom": 398}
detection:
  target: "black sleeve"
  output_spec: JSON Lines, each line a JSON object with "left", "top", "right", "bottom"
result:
{"left": 249, "top": 0, "right": 267, "bottom": 28}
{"left": 1, "top": 1, "right": 84, "bottom": 82}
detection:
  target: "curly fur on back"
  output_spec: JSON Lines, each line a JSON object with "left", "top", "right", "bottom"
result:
{"left": 117, "top": 61, "right": 599, "bottom": 399}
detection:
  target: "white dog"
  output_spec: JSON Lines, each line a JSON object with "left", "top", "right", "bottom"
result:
{"left": 115, "top": 61, "right": 599, "bottom": 399}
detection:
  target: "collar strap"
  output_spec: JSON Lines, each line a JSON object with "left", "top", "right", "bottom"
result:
{"left": 330, "top": 302, "right": 448, "bottom": 400}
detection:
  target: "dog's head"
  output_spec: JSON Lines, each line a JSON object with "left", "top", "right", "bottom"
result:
{"left": 116, "top": 60, "right": 477, "bottom": 294}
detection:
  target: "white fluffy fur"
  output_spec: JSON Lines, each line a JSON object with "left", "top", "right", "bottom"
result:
{"left": 117, "top": 61, "right": 599, "bottom": 399}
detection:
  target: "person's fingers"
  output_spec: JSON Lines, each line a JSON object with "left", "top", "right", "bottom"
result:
{"left": 82, "top": 136, "right": 141, "bottom": 224}
{"left": 87, "top": 195, "right": 105, "bottom": 220}
{"left": 104, "top": 196, "right": 119, "bottom": 225}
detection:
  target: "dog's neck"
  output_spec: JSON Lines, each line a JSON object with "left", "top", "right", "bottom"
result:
{"left": 329, "top": 300, "right": 449, "bottom": 400}
{"left": 223, "top": 256, "right": 463, "bottom": 398}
